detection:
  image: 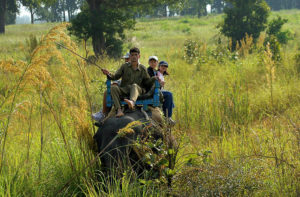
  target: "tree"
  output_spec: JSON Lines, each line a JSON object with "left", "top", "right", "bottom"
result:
{"left": 69, "top": 0, "right": 178, "bottom": 57}
{"left": 5, "top": 9, "right": 16, "bottom": 24}
{"left": 35, "top": 0, "right": 64, "bottom": 22}
{"left": 21, "top": 0, "right": 55, "bottom": 24}
{"left": 66, "top": 0, "right": 83, "bottom": 21}
{"left": 220, "top": 0, "right": 270, "bottom": 50}
{"left": 265, "top": 0, "right": 298, "bottom": 10}
{"left": 0, "top": 0, "right": 18, "bottom": 34}
{"left": 21, "top": 0, "right": 40, "bottom": 24}
{"left": 211, "top": 0, "right": 225, "bottom": 13}
{"left": 179, "top": 0, "right": 211, "bottom": 17}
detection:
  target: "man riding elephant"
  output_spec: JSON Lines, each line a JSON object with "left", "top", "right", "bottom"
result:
{"left": 101, "top": 47, "right": 157, "bottom": 117}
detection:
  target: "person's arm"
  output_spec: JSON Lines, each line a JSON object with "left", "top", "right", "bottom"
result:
{"left": 143, "top": 69, "right": 156, "bottom": 87}
{"left": 147, "top": 67, "right": 155, "bottom": 77}
{"left": 104, "top": 64, "right": 124, "bottom": 80}
{"left": 157, "top": 72, "right": 165, "bottom": 87}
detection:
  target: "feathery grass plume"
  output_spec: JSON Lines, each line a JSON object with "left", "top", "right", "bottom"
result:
{"left": 238, "top": 34, "right": 253, "bottom": 57}
{"left": 70, "top": 98, "right": 93, "bottom": 148}
{"left": 117, "top": 121, "right": 143, "bottom": 137}
{"left": 256, "top": 34, "right": 265, "bottom": 49}
{"left": 229, "top": 38, "right": 233, "bottom": 51}
{"left": 264, "top": 42, "right": 276, "bottom": 113}
{"left": 74, "top": 59, "right": 95, "bottom": 136}
{"left": 0, "top": 59, "right": 24, "bottom": 74}
{"left": 264, "top": 43, "right": 276, "bottom": 88}
{"left": 11, "top": 100, "right": 31, "bottom": 121}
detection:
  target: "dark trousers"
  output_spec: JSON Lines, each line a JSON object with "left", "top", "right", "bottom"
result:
{"left": 162, "top": 90, "right": 174, "bottom": 118}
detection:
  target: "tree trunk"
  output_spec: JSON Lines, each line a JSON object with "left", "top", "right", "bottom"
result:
{"left": 204, "top": 5, "right": 207, "bottom": 16}
{"left": 0, "top": 0, "right": 6, "bottom": 34}
{"left": 164, "top": 4, "right": 167, "bottom": 17}
{"left": 87, "top": 0, "right": 106, "bottom": 56}
{"left": 30, "top": 7, "right": 34, "bottom": 24}
{"left": 92, "top": 31, "right": 105, "bottom": 57}
{"left": 197, "top": 7, "right": 201, "bottom": 18}
{"left": 62, "top": 0, "right": 66, "bottom": 22}
{"left": 67, "top": 7, "right": 71, "bottom": 21}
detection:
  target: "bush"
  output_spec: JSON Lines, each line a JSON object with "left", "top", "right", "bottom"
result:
{"left": 220, "top": 0, "right": 270, "bottom": 50}
{"left": 184, "top": 39, "right": 200, "bottom": 63}
{"left": 264, "top": 16, "right": 292, "bottom": 62}
{"left": 266, "top": 16, "right": 292, "bottom": 45}
{"left": 267, "top": 36, "right": 282, "bottom": 62}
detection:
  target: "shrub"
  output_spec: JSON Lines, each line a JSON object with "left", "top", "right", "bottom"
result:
{"left": 266, "top": 35, "right": 282, "bottom": 62}
{"left": 220, "top": 0, "right": 270, "bottom": 50}
{"left": 264, "top": 16, "right": 292, "bottom": 62}
{"left": 266, "top": 16, "right": 292, "bottom": 45}
{"left": 184, "top": 39, "right": 200, "bottom": 63}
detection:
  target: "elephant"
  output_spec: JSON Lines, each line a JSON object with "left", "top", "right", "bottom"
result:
{"left": 93, "top": 108, "right": 164, "bottom": 177}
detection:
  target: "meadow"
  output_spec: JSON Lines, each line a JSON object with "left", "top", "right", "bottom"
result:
{"left": 0, "top": 9, "right": 299, "bottom": 196}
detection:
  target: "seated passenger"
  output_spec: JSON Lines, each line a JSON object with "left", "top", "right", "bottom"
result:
{"left": 92, "top": 52, "right": 129, "bottom": 121}
{"left": 101, "top": 47, "right": 156, "bottom": 117}
{"left": 147, "top": 57, "right": 175, "bottom": 125}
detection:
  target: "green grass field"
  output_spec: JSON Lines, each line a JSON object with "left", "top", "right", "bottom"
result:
{"left": 0, "top": 9, "right": 299, "bottom": 196}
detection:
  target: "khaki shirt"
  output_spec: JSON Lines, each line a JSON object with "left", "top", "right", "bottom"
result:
{"left": 109, "top": 62, "right": 155, "bottom": 89}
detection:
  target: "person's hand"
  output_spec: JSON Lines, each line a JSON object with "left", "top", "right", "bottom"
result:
{"left": 153, "top": 76, "right": 159, "bottom": 80}
{"left": 160, "top": 81, "right": 165, "bottom": 87}
{"left": 102, "top": 69, "right": 110, "bottom": 76}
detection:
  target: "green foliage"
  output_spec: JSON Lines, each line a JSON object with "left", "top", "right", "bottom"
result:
{"left": 266, "top": 16, "right": 292, "bottom": 45}
{"left": 211, "top": 0, "right": 225, "bottom": 13}
{"left": 264, "top": 16, "right": 292, "bottom": 61}
{"left": 69, "top": 0, "right": 179, "bottom": 57}
{"left": 24, "top": 34, "right": 39, "bottom": 60}
{"left": 20, "top": 0, "right": 56, "bottom": 23}
{"left": 220, "top": 0, "right": 270, "bottom": 50}
{"left": 182, "top": 0, "right": 212, "bottom": 17}
{"left": 68, "top": 3, "right": 135, "bottom": 58}
{"left": 266, "top": 35, "right": 282, "bottom": 61}
{"left": 184, "top": 39, "right": 200, "bottom": 63}
{"left": 5, "top": 10, "right": 16, "bottom": 25}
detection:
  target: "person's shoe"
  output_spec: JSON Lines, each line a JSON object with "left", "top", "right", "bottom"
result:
{"left": 116, "top": 109, "right": 124, "bottom": 117}
{"left": 92, "top": 111, "right": 105, "bottom": 122}
{"left": 167, "top": 117, "right": 176, "bottom": 127}
{"left": 124, "top": 99, "right": 135, "bottom": 110}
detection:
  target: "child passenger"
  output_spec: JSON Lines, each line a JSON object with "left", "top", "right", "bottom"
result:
{"left": 147, "top": 56, "right": 175, "bottom": 126}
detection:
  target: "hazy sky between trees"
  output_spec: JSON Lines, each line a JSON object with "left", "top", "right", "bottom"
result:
{"left": 16, "top": 4, "right": 212, "bottom": 24}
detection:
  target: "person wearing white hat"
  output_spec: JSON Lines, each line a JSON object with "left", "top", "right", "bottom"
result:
{"left": 147, "top": 56, "right": 158, "bottom": 77}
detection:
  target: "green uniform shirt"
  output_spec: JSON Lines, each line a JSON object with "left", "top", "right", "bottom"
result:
{"left": 109, "top": 62, "right": 155, "bottom": 89}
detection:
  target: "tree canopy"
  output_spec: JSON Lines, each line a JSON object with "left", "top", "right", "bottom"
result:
{"left": 69, "top": 0, "right": 179, "bottom": 57}
{"left": 0, "top": 0, "right": 18, "bottom": 33}
{"left": 220, "top": 0, "right": 270, "bottom": 50}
